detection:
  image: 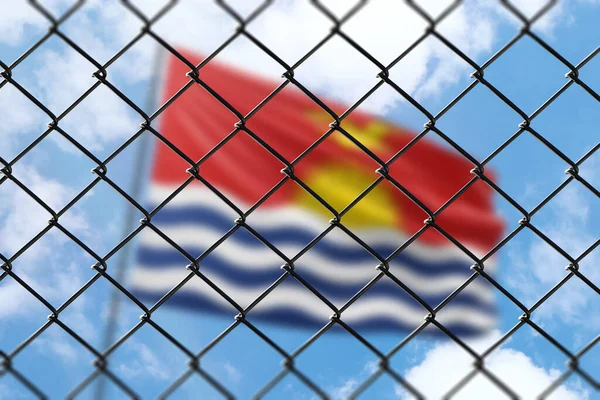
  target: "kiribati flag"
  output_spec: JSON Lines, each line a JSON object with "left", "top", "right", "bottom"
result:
{"left": 130, "top": 49, "right": 504, "bottom": 335}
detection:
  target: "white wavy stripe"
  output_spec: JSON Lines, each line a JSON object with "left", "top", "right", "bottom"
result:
{"left": 137, "top": 227, "right": 493, "bottom": 303}
{"left": 147, "top": 184, "right": 495, "bottom": 262}
{"left": 138, "top": 225, "right": 496, "bottom": 274}
{"left": 130, "top": 268, "right": 496, "bottom": 330}
{"left": 135, "top": 257, "right": 493, "bottom": 303}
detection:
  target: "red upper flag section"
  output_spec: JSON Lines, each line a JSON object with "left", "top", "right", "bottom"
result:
{"left": 152, "top": 49, "right": 504, "bottom": 252}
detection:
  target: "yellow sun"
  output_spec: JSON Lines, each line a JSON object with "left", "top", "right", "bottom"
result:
{"left": 295, "top": 164, "right": 399, "bottom": 229}
{"left": 308, "top": 111, "right": 391, "bottom": 153}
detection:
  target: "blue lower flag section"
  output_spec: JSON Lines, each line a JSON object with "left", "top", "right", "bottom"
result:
{"left": 130, "top": 186, "right": 496, "bottom": 336}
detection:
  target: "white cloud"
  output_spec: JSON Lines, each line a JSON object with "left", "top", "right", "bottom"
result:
{"left": 30, "top": 33, "right": 140, "bottom": 152}
{"left": 32, "top": 327, "right": 80, "bottom": 364}
{"left": 0, "top": 2, "right": 48, "bottom": 44}
{"left": 118, "top": 342, "right": 172, "bottom": 381}
{"left": 1, "top": 1, "right": 147, "bottom": 154}
{"left": 398, "top": 331, "right": 589, "bottom": 399}
{"left": 0, "top": 85, "right": 47, "bottom": 159}
{"left": 0, "top": 163, "right": 89, "bottom": 255}
{"left": 0, "top": 382, "right": 28, "bottom": 400}
{"left": 0, "top": 0, "right": 585, "bottom": 159}
{"left": 223, "top": 362, "right": 242, "bottom": 384}
{"left": 0, "top": 164, "right": 92, "bottom": 326}
{"left": 329, "top": 359, "right": 386, "bottom": 400}
{"left": 131, "top": 0, "right": 575, "bottom": 116}
{"left": 144, "top": 0, "right": 497, "bottom": 113}
{"left": 332, "top": 378, "right": 359, "bottom": 400}
{"left": 506, "top": 170, "right": 600, "bottom": 333}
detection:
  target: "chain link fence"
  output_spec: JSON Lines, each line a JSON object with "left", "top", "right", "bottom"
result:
{"left": 1, "top": 0, "right": 599, "bottom": 398}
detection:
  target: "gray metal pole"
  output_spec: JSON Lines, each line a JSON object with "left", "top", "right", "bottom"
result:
{"left": 94, "top": 43, "right": 165, "bottom": 400}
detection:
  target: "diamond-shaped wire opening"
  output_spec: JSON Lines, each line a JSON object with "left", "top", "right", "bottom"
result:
{"left": 431, "top": 177, "right": 506, "bottom": 259}
{"left": 339, "top": 0, "right": 428, "bottom": 65}
{"left": 100, "top": 323, "right": 189, "bottom": 398}
{"left": 243, "top": 1, "right": 331, "bottom": 65}
{"left": 403, "top": 316, "right": 585, "bottom": 399}
{"left": 384, "top": 37, "right": 483, "bottom": 119}
{"left": 433, "top": 277, "right": 499, "bottom": 337}
{"left": 176, "top": 34, "right": 287, "bottom": 116}
{"left": 128, "top": 227, "right": 203, "bottom": 309}
{"left": 0, "top": 3, "right": 56, "bottom": 67}
{"left": 11, "top": 34, "right": 101, "bottom": 115}
{"left": 434, "top": 1, "right": 521, "bottom": 59}
{"left": 528, "top": 85, "right": 600, "bottom": 163}
{"left": 339, "top": 178, "right": 425, "bottom": 252}
{"left": 388, "top": 254, "right": 494, "bottom": 321}
{"left": 241, "top": 268, "right": 333, "bottom": 331}
{"left": 56, "top": 273, "right": 138, "bottom": 350}
{"left": 289, "top": 326, "right": 380, "bottom": 399}
{"left": 528, "top": 275, "right": 600, "bottom": 352}
{"left": 0, "top": 84, "right": 50, "bottom": 162}
{"left": 337, "top": 271, "right": 435, "bottom": 337}
{"left": 148, "top": 55, "right": 234, "bottom": 143}
{"left": 291, "top": 233, "right": 383, "bottom": 308}
{"left": 198, "top": 319, "right": 289, "bottom": 398}
{"left": 291, "top": 34, "right": 383, "bottom": 108}
{"left": 56, "top": 177, "right": 145, "bottom": 257}
{"left": 0, "top": 176, "right": 57, "bottom": 255}
{"left": 120, "top": 241, "right": 241, "bottom": 363}
{"left": 482, "top": 34, "right": 573, "bottom": 117}
{"left": 55, "top": 1, "right": 146, "bottom": 64}
{"left": 530, "top": 180, "right": 600, "bottom": 256}
{"left": 500, "top": 226, "right": 575, "bottom": 307}
{"left": 12, "top": 321, "right": 98, "bottom": 398}
{"left": 149, "top": 2, "right": 239, "bottom": 58}
{"left": 485, "top": 127, "right": 577, "bottom": 212}
{"left": 143, "top": 184, "right": 239, "bottom": 253}
{"left": 146, "top": 299, "right": 236, "bottom": 361}
{"left": 195, "top": 129, "right": 289, "bottom": 209}
{"left": 480, "top": 320, "right": 582, "bottom": 398}
{"left": 343, "top": 262, "right": 497, "bottom": 347}
{"left": 289, "top": 126, "right": 383, "bottom": 208}
{"left": 241, "top": 82, "right": 339, "bottom": 162}
{"left": 386, "top": 131, "right": 479, "bottom": 210}
{"left": 7, "top": 127, "right": 102, "bottom": 207}
{"left": 433, "top": 82, "right": 524, "bottom": 159}
{"left": 195, "top": 225, "right": 289, "bottom": 307}
{"left": 56, "top": 82, "right": 146, "bottom": 160}
{"left": 242, "top": 179, "right": 332, "bottom": 260}
{"left": 8, "top": 224, "right": 99, "bottom": 308}
{"left": 236, "top": 293, "right": 328, "bottom": 363}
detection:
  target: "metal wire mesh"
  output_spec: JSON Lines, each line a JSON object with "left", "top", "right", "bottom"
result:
{"left": 1, "top": 0, "right": 599, "bottom": 398}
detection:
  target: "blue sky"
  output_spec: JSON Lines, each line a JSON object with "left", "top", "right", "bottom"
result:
{"left": 1, "top": 0, "right": 600, "bottom": 399}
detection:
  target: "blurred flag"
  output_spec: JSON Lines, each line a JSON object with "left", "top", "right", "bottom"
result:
{"left": 130, "top": 49, "right": 504, "bottom": 335}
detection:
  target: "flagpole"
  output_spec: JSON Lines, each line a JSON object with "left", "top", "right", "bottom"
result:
{"left": 94, "top": 42, "right": 165, "bottom": 400}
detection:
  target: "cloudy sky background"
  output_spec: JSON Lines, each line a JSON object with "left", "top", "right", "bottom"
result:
{"left": 1, "top": 0, "right": 600, "bottom": 398}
